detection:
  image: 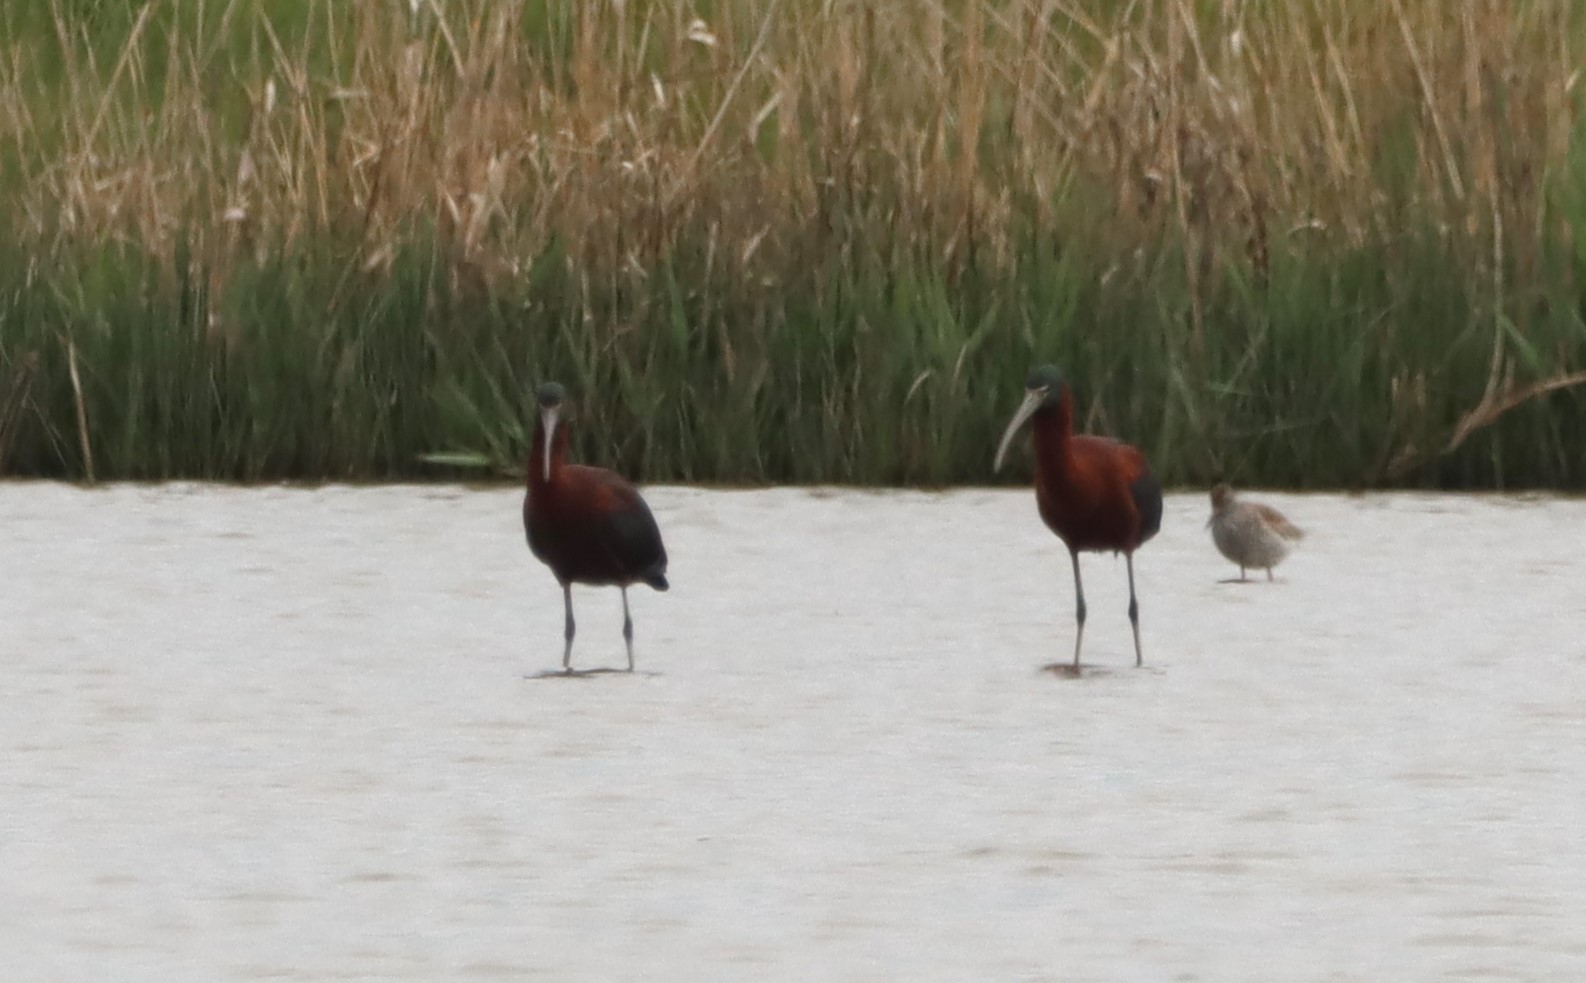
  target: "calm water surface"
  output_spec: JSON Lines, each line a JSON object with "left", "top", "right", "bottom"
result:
{"left": 2, "top": 484, "right": 1584, "bottom": 980}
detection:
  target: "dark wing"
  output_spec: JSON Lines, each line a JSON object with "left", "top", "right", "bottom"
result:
{"left": 600, "top": 494, "right": 668, "bottom": 589}
{"left": 1129, "top": 467, "right": 1164, "bottom": 545}
{"left": 573, "top": 466, "right": 669, "bottom": 589}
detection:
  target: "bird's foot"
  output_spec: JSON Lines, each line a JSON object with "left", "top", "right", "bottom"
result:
{"left": 1041, "top": 661, "right": 1084, "bottom": 678}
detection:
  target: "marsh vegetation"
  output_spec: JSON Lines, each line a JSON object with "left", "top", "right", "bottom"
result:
{"left": 2, "top": 1, "right": 1584, "bottom": 485}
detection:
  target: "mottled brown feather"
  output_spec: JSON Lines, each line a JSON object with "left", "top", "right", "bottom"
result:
{"left": 1252, "top": 502, "right": 1304, "bottom": 540}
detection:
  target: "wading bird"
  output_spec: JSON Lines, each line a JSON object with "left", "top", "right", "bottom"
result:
{"left": 1207, "top": 483, "right": 1303, "bottom": 582}
{"left": 524, "top": 383, "right": 669, "bottom": 673}
{"left": 994, "top": 365, "right": 1163, "bottom": 668}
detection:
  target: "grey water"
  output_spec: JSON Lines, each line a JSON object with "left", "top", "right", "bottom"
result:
{"left": 3, "top": 484, "right": 1584, "bottom": 980}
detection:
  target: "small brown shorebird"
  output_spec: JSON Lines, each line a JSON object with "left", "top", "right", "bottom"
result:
{"left": 1207, "top": 483, "right": 1303, "bottom": 582}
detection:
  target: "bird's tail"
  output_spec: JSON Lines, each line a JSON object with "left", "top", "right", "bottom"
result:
{"left": 1254, "top": 503, "right": 1304, "bottom": 540}
{"left": 645, "top": 571, "right": 669, "bottom": 591}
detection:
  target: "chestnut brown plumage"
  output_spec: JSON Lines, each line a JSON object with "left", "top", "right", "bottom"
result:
{"left": 995, "top": 365, "right": 1163, "bottom": 668}
{"left": 524, "top": 383, "right": 668, "bottom": 672}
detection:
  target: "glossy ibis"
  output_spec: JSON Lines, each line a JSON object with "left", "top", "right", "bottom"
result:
{"left": 523, "top": 383, "right": 669, "bottom": 673}
{"left": 994, "top": 365, "right": 1163, "bottom": 668}
{"left": 1207, "top": 483, "right": 1303, "bottom": 582}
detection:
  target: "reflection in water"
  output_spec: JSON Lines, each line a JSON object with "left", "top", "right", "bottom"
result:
{"left": 2, "top": 484, "right": 1584, "bottom": 980}
{"left": 525, "top": 668, "right": 661, "bottom": 681}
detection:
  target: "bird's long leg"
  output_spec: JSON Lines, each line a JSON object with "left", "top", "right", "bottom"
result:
{"left": 1266, "top": 567, "right": 1274, "bottom": 582}
{"left": 1126, "top": 552, "right": 1142, "bottom": 667}
{"left": 1069, "top": 549, "right": 1086, "bottom": 669}
{"left": 1239, "top": 565, "right": 1247, "bottom": 582}
{"left": 621, "top": 587, "right": 635, "bottom": 673}
{"left": 562, "top": 583, "right": 576, "bottom": 672}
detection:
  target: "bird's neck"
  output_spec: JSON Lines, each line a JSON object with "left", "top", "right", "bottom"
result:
{"left": 1031, "top": 398, "right": 1074, "bottom": 466}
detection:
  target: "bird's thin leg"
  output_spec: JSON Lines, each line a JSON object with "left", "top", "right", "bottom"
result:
{"left": 621, "top": 587, "right": 635, "bottom": 673}
{"left": 1239, "top": 565, "right": 1247, "bottom": 582}
{"left": 562, "top": 583, "right": 576, "bottom": 672}
{"left": 1266, "top": 567, "right": 1274, "bottom": 582}
{"left": 1069, "top": 550, "right": 1086, "bottom": 669}
{"left": 1126, "top": 552, "right": 1143, "bottom": 667}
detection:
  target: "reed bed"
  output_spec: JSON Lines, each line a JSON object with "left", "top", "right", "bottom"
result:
{"left": 1, "top": 0, "right": 1584, "bottom": 486}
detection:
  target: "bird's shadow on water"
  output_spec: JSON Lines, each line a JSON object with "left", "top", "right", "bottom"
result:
{"left": 1039, "top": 663, "right": 1166, "bottom": 680}
{"left": 524, "top": 668, "right": 662, "bottom": 681}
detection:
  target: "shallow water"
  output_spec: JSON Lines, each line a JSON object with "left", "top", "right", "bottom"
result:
{"left": 3, "top": 483, "right": 1584, "bottom": 980}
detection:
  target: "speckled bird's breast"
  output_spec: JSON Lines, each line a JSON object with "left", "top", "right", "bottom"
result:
{"left": 1210, "top": 508, "right": 1291, "bottom": 568}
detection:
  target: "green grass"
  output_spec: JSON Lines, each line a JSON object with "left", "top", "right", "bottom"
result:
{"left": 1, "top": 0, "right": 1585, "bottom": 488}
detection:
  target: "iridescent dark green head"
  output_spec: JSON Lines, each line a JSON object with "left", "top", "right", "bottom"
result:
{"left": 995, "top": 363, "right": 1069, "bottom": 471}
{"left": 1024, "top": 364, "right": 1067, "bottom": 404}
{"left": 536, "top": 382, "right": 566, "bottom": 409}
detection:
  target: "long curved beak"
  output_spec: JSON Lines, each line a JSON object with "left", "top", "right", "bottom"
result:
{"left": 539, "top": 406, "right": 559, "bottom": 482}
{"left": 993, "top": 390, "right": 1044, "bottom": 472}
